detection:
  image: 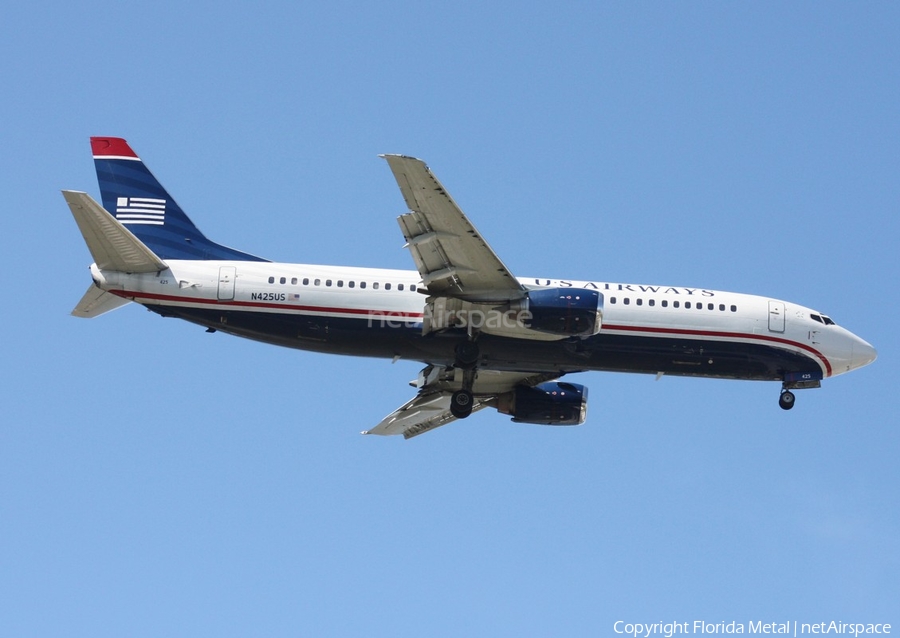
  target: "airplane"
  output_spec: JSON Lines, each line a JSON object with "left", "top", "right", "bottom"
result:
{"left": 63, "top": 137, "right": 877, "bottom": 439}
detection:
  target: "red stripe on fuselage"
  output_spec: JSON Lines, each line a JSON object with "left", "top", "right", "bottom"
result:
{"left": 110, "top": 289, "right": 425, "bottom": 319}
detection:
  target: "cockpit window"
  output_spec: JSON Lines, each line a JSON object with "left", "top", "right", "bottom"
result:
{"left": 811, "top": 314, "right": 824, "bottom": 324}
{"left": 822, "top": 315, "right": 836, "bottom": 326}
{"left": 811, "top": 313, "right": 836, "bottom": 326}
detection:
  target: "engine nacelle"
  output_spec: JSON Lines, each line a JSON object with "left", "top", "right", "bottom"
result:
{"left": 496, "top": 381, "right": 588, "bottom": 426}
{"left": 525, "top": 288, "right": 602, "bottom": 337}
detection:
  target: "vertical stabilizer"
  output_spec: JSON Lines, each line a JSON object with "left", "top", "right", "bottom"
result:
{"left": 91, "top": 137, "right": 267, "bottom": 262}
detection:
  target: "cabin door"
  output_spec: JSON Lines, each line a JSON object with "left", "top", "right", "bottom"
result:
{"left": 218, "top": 266, "right": 236, "bottom": 301}
{"left": 768, "top": 300, "right": 785, "bottom": 333}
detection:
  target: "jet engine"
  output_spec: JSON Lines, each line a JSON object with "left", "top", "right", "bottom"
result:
{"left": 496, "top": 381, "right": 588, "bottom": 425}
{"left": 524, "top": 288, "right": 602, "bottom": 337}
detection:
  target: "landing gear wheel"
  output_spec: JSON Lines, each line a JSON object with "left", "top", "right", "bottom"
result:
{"left": 779, "top": 390, "right": 795, "bottom": 411}
{"left": 450, "top": 390, "right": 474, "bottom": 419}
{"left": 454, "top": 342, "right": 480, "bottom": 369}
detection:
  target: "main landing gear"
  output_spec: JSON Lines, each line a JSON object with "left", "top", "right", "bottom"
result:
{"left": 450, "top": 341, "right": 480, "bottom": 419}
{"left": 450, "top": 388, "right": 474, "bottom": 419}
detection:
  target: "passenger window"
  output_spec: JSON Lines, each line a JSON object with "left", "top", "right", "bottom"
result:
{"left": 730, "top": 305, "right": 737, "bottom": 312}
{"left": 268, "top": 276, "right": 275, "bottom": 284}
{"left": 610, "top": 297, "right": 617, "bottom": 304}
{"left": 673, "top": 301, "right": 680, "bottom": 308}
{"left": 373, "top": 282, "right": 379, "bottom": 290}
{"left": 410, "top": 285, "right": 417, "bottom": 293}
{"left": 360, "top": 282, "right": 366, "bottom": 289}
{"left": 685, "top": 302, "right": 692, "bottom": 309}
{"left": 385, "top": 283, "right": 392, "bottom": 290}
{"left": 314, "top": 279, "right": 321, "bottom": 286}
{"left": 348, "top": 281, "right": 355, "bottom": 288}
{"left": 280, "top": 277, "right": 286, "bottom": 284}
{"left": 325, "top": 279, "right": 332, "bottom": 287}
{"left": 291, "top": 277, "right": 297, "bottom": 285}
{"left": 623, "top": 298, "right": 630, "bottom": 305}
{"left": 719, "top": 304, "right": 725, "bottom": 311}
{"left": 337, "top": 280, "right": 343, "bottom": 287}
{"left": 303, "top": 278, "right": 309, "bottom": 285}
{"left": 398, "top": 284, "right": 404, "bottom": 291}
{"left": 636, "top": 298, "right": 643, "bottom": 306}
{"left": 661, "top": 300, "right": 668, "bottom": 308}
{"left": 708, "top": 303, "right": 714, "bottom": 310}
{"left": 649, "top": 299, "right": 655, "bottom": 307}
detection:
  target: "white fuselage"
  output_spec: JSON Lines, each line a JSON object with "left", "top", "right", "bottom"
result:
{"left": 91, "top": 259, "right": 876, "bottom": 380}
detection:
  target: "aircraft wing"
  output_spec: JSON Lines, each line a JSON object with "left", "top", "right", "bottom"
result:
{"left": 381, "top": 155, "right": 526, "bottom": 303}
{"left": 364, "top": 368, "right": 563, "bottom": 439}
{"left": 364, "top": 391, "right": 493, "bottom": 439}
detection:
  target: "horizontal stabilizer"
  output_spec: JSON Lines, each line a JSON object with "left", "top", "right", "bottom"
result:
{"left": 71, "top": 284, "right": 130, "bottom": 318}
{"left": 62, "top": 190, "right": 168, "bottom": 273}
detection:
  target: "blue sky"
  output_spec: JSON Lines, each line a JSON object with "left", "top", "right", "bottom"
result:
{"left": 1, "top": 2, "right": 897, "bottom": 636}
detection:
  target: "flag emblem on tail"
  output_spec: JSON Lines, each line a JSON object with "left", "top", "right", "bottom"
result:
{"left": 115, "top": 197, "right": 166, "bottom": 225}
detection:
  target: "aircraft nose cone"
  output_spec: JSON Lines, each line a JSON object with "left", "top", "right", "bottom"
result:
{"left": 852, "top": 337, "right": 877, "bottom": 370}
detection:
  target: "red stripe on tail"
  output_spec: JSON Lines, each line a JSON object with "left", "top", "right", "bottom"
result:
{"left": 91, "top": 137, "right": 138, "bottom": 158}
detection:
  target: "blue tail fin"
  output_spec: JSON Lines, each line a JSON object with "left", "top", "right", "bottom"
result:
{"left": 91, "top": 137, "right": 267, "bottom": 261}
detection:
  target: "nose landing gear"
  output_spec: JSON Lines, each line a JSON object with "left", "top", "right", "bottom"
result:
{"left": 778, "top": 372, "right": 822, "bottom": 410}
{"left": 778, "top": 390, "right": 796, "bottom": 410}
